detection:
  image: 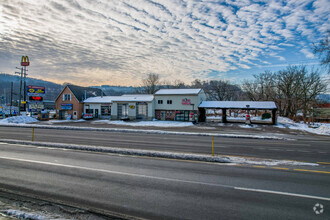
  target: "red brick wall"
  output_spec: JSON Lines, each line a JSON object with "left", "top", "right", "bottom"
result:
{"left": 55, "top": 87, "right": 83, "bottom": 119}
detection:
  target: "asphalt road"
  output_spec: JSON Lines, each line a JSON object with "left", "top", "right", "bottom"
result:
{"left": 0, "top": 126, "right": 329, "bottom": 163}
{"left": 0, "top": 143, "right": 329, "bottom": 219}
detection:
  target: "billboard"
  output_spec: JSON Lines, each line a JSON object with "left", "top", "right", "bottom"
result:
{"left": 28, "top": 102, "right": 44, "bottom": 112}
{"left": 27, "top": 85, "right": 45, "bottom": 96}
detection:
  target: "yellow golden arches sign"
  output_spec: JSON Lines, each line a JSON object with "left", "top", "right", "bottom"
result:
{"left": 21, "top": 56, "right": 30, "bottom": 66}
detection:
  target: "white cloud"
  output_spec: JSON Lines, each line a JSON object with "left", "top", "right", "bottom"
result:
{"left": 0, "top": 0, "right": 328, "bottom": 86}
{"left": 300, "top": 48, "right": 315, "bottom": 58}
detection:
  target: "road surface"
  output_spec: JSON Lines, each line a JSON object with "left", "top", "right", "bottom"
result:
{"left": 0, "top": 126, "right": 329, "bottom": 163}
{"left": 0, "top": 142, "right": 329, "bottom": 219}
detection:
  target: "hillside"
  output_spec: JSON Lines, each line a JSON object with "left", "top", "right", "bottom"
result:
{"left": 0, "top": 74, "right": 143, "bottom": 103}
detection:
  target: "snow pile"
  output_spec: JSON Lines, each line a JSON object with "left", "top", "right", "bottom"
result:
{"left": 228, "top": 156, "right": 318, "bottom": 166}
{"left": 46, "top": 119, "right": 86, "bottom": 124}
{"left": 0, "top": 116, "right": 38, "bottom": 124}
{"left": 276, "top": 117, "right": 330, "bottom": 136}
{"left": 226, "top": 156, "right": 318, "bottom": 166}
{"left": 92, "top": 120, "right": 194, "bottom": 127}
{"left": 0, "top": 139, "right": 230, "bottom": 163}
{"left": 239, "top": 124, "right": 256, "bottom": 128}
{"left": 4, "top": 210, "right": 46, "bottom": 220}
{"left": 0, "top": 139, "right": 317, "bottom": 166}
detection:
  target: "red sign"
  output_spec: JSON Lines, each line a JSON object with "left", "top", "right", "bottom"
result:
{"left": 21, "top": 56, "right": 30, "bottom": 66}
{"left": 29, "top": 96, "right": 43, "bottom": 101}
{"left": 182, "top": 98, "right": 191, "bottom": 105}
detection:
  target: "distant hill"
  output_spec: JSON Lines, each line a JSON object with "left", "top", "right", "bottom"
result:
{"left": 0, "top": 74, "right": 145, "bottom": 104}
{"left": 91, "top": 85, "right": 144, "bottom": 96}
{"left": 0, "top": 73, "right": 64, "bottom": 102}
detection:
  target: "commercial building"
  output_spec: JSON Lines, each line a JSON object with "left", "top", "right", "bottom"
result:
{"left": 83, "top": 94, "right": 154, "bottom": 120}
{"left": 154, "top": 89, "right": 206, "bottom": 121}
{"left": 55, "top": 85, "right": 104, "bottom": 120}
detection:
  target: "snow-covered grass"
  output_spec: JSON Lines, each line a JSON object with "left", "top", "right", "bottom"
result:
{"left": 0, "top": 116, "right": 38, "bottom": 124}
{"left": 92, "top": 120, "right": 194, "bottom": 127}
{"left": 276, "top": 117, "right": 330, "bottom": 136}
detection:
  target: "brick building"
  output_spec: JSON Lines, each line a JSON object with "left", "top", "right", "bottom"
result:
{"left": 55, "top": 85, "right": 104, "bottom": 120}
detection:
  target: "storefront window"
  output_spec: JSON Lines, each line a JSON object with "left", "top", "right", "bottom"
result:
{"left": 101, "top": 105, "right": 111, "bottom": 116}
{"left": 86, "top": 109, "right": 93, "bottom": 114}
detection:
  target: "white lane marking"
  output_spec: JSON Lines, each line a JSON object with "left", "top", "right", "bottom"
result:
{"left": 0, "top": 156, "right": 329, "bottom": 201}
{"left": 235, "top": 187, "right": 330, "bottom": 201}
{"left": 0, "top": 156, "right": 232, "bottom": 188}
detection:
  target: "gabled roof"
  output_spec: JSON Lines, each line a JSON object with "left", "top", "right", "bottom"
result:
{"left": 55, "top": 85, "right": 105, "bottom": 102}
{"left": 67, "top": 85, "right": 105, "bottom": 102}
{"left": 155, "top": 88, "right": 202, "bottom": 95}
{"left": 199, "top": 101, "right": 277, "bottom": 109}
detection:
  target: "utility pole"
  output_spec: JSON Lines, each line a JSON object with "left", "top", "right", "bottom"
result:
{"left": 23, "top": 66, "right": 28, "bottom": 111}
{"left": 15, "top": 67, "right": 23, "bottom": 115}
{"left": 10, "top": 82, "right": 13, "bottom": 116}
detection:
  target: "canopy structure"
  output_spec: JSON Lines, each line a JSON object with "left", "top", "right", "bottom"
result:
{"left": 198, "top": 101, "right": 278, "bottom": 125}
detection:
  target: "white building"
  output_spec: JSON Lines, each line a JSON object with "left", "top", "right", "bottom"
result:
{"left": 83, "top": 88, "right": 205, "bottom": 121}
{"left": 83, "top": 95, "right": 154, "bottom": 120}
{"left": 154, "top": 89, "right": 206, "bottom": 121}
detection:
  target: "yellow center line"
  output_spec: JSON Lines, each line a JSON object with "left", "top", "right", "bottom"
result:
{"left": 271, "top": 167, "right": 290, "bottom": 170}
{"left": 253, "top": 165, "right": 266, "bottom": 168}
{"left": 317, "top": 162, "right": 330, "bottom": 165}
{"left": 294, "top": 169, "right": 330, "bottom": 174}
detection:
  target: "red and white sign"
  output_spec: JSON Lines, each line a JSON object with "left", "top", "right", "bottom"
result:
{"left": 182, "top": 98, "right": 191, "bottom": 105}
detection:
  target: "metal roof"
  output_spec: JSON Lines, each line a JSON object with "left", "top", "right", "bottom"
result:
{"left": 199, "top": 101, "right": 277, "bottom": 109}
{"left": 155, "top": 88, "right": 202, "bottom": 95}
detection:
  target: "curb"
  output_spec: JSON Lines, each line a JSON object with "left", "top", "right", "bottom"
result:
{"left": 0, "top": 139, "right": 231, "bottom": 163}
{"left": 0, "top": 124, "right": 291, "bottom": 140}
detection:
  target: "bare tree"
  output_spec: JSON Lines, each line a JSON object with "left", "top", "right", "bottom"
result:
{"left": 141, "top": 73, "right": 160, "bottom": 94}
{"left": 203, "top": 80, "right": 245, "bottom": 101}
{"left": 314, "top": 30, "right": 330, "bottom": 73}
{"left": 243, "top": 66, "right": 327, "bottom": 120}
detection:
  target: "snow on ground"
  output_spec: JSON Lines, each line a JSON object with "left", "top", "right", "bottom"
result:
{"left": 276, "top": 117, "right": 330, "bottom": 136}
{"left": 92, "top": 120, "right": 194, "bottom": 127}
{"left": 45, "top": 119, "right": 86, "bottom": 124}
{"left": 0, "top": 139, "right": 230, "bottom": 163}
{"left": 0, "top": 123, "right": 288, "bottom": 140}
{"left": 3, "top": 210, "right": 47, "bottom": 220}
{"left": 0, "top": 116, "right": 38, "bottom": 124}
{"left": 206, "top": 116, "right": 271, "bottom": 122}
{"left": 228, "top": 156, "right": 318, "bottom": 166}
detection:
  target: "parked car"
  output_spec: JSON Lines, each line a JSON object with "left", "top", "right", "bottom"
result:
{"left": 83, "top": 113, "right": 93, "bottom": 120}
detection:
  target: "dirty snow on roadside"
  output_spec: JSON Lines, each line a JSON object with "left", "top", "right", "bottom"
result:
{"left": 228, "top": 156, "right": 318, "bottom": 166}
{"left": 92, "top": 120, "right": 194, "bottom": 127}
{"left": 0, "top": 116, "right": 37, "bottom": 124}
{"left": 44, "top": 119, "right": 86, "bottom": 124}
{"left": 276, "top": 117, "right": 330, "bottom": 136}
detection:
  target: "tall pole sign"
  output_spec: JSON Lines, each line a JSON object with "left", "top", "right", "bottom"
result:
{"left": 21, "top": 56, "right": 30, "bottom": 66}
{"left": 20, "top": 56, "right": 29, "bottom": 113}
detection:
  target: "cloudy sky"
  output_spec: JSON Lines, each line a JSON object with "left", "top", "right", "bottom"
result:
{"left": 0, "top": 0, "right": 329, "bottom": 86}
